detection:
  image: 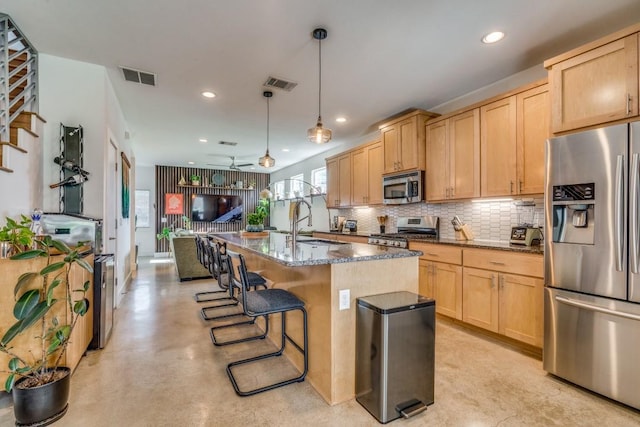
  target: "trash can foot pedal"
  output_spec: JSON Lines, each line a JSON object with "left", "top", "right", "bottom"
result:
{"left": 396, "top": 399, "right": 427, "bottom": 418}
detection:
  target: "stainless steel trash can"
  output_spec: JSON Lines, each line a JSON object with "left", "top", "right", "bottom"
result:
{"left": 356, "top": 291, "right": 435, "bottom": 423}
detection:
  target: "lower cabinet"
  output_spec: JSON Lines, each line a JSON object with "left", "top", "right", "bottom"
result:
{"left": 462, "top": 249, "right": 543, "bottom": 347}
{"left": 420, "top": 260, "right": 463, "bottom": 320}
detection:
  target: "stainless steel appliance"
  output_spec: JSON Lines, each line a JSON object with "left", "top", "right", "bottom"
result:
{"left": 343, "top": 219, "right": 357, "bottom": 232}
{"left": 368, "top": 216, "right": 439, "bottom": 248}
{"left": 90, "top": 254, "right": 115, "bottom": 349}
{"left": 544, "top": 122, "right": 640, "bottom": 410}
{"left": 40, "top": 213, "right": 103, "bottom": 253}
{"left": 356, "top": 291, "right": 435, "bottom": 423}
{"left": 383, "top": 171, "right": 423, "bottom": 204}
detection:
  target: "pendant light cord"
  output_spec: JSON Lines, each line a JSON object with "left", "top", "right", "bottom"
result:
{"left": 318, "top": 37, "right": 322, "bottom": 121}
{"left": 266, "top": 96, "right": 270, "bottom": 151}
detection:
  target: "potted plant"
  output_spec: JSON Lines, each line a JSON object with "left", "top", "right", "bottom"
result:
{"left": 191, "top": 174, "right": 200, "bottom": 186}
{"left": 1, "top": 226, "right": 92, "bottom": 426}
{"left": 0, "top": 215, "right": 34, "bottom": 258}
{"left": 246, "top": 198, "right": 269, "bottom": 232}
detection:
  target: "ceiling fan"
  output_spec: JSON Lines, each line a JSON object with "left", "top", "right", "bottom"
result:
{"left": 206, "top": 156, "right": 254, "bottom": 171}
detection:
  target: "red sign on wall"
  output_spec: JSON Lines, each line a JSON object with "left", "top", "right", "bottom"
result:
{"left": 164, "top": 193, "right": 184, "bottom": 215}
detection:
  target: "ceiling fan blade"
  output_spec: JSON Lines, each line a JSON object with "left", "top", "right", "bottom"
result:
{"left": 236, "top": 163, "right": 254, "bottom": 167}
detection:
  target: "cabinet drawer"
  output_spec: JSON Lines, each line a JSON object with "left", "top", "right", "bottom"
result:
{"left": 409, "top": 242, "right": 462, "bottom": 265}
{"left": 463, "top": 248, "right": 543, "bottom": 278}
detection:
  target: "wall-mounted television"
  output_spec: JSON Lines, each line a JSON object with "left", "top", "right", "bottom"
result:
{"left": 191, "top": 194, "right": 243, "bottom": 223}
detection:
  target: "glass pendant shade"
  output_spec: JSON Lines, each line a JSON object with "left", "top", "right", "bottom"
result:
{"left": 259, "top": 149, "right": 275, "bottom": 167}
{"left": 307, "top": 117, "right": 332, "bottom": 144}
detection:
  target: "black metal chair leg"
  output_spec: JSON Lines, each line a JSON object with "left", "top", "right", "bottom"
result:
{"left": 210, "top": 314, "right": 269, "bottom": 346}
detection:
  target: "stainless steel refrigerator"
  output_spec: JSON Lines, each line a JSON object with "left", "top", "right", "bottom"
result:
{"left": 544, "top": 122, "right": 640, "bottom": 410}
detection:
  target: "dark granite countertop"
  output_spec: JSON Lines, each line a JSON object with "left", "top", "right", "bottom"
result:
{"left": 411, "top": 238, "right": 543, "bottom": 255}
{"left": 210, "top": 232, "right": 421, "bottom": 267}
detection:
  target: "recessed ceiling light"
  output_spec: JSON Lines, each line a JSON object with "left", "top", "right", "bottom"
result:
{"left": 199, "top": 138, "right": 208, "bottom": 143}
{"left": 201, "top": 91, "right": 216, "bottom": 98}
{"left": 336, "top": 117, "right": 347, "bottom": 123}
{"left": 482, "top": 31, "right": 505, "bottom": 44}
{"left": 282, "top": 148, "right": 290, "bottom": 152}
{"left": 187, "top": 161, "right": 195, "bottom": 165}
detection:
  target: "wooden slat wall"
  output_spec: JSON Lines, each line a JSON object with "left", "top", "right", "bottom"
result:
{"left": 155, "top": 166, "right": 270, "bottom": 252}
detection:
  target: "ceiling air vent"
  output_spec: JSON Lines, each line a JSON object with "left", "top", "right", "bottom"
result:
{"left": 219, "top": 141, "right": 238, "bottom": 146}
{"left": 120, "top": 66, "right": 157, "bottom": 86}
{"left": 264, "top": 76, "right": 297, "bottom": 92}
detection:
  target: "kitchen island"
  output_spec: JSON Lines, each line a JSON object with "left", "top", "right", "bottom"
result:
{"left": 210, "top": 231, "right": 422, "bottom": 405}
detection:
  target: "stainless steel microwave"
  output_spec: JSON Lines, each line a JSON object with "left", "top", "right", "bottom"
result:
{"left": 383, "top": 171, "right": 423, "bottom": 204}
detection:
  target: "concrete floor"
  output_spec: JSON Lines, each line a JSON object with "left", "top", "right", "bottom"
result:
{"left": 2, "top": 257, "right": 640, "bottom": 426}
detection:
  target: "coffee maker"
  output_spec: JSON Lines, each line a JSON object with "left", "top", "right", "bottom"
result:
{"left": 331, "top": 216, "right": 346, "bottom": 232}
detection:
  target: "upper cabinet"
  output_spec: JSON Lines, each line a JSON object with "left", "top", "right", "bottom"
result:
{"left": 381, "top": 110, "right": 438, "bottom": 173}
{"left": 516, "top": 84, "right": 549, "bottom": 195}
{"left": 545, "top": 26, "right": 639, "bottom": 133}
{"left": 481, "top": 96, "right": 518, "bottom": 197}
{"left": 351, "top": 140, "right": 383, "bottom": 206}
{"left": 326, "top": 139, "right": 383, "bottom": 208}
{"left": 426, "top": 109, "right": 480, "bottom": 201}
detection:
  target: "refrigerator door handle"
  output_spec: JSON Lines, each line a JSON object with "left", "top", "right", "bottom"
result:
{"left": 615, "top": 154, "right": 624, "bottom": 271}
{"left": 632, "top": 153, "right": 640, "bottom": 274}
{"left": 556, "top": 295, "right": 640, "bottom": 321}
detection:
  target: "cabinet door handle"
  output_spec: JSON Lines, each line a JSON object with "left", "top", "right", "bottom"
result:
{"left": 519, "top": 181, "right": 523, "bottom": 193}
{"left": 426, "top": 253, "right": 439, "bottom": 257}
{"left": 499, "top": 274, "right": 504, "bottom": 289}
{"left": 489, "top": 261, "right": 505, "bottom": 266}
{"left": 445, "top": 188, "right": 450, "bottom": 198}
{"left": 510, "top": 181, "right": 514, "bottom": 194}
{"left": 627, "top": 93, "right": 632, "bottom": 116}
{"left": 450, "top": 187, "right": 455, "bottom": 197}
{"left": 491, "top": 274, "right": 496, "bottom": 288}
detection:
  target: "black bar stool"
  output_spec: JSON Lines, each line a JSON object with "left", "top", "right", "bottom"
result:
{"left": 202, "top": 241, "right": 267, "bottom": 323}
{"left": 194, "top": 236, "right": 230, "bottom": 303}
{"left": 224, "top": 250, "right": 308, "bottom": 396}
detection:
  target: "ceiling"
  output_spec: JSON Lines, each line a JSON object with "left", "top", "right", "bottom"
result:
{"left": 3, "top": 1, "right": 640, "bottom": 171}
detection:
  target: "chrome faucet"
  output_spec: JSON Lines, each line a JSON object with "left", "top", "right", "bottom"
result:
{"left": 289, "top": 199, "right": 313, "bottom": 246}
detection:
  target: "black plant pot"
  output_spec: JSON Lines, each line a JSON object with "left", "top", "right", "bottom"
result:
{"left": 12, "top": 367, "right": 71, "bottom": 427}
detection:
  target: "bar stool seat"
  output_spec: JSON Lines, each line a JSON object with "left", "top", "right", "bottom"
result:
{"left": 243, "top": 289, "right": 304, "bottom": 315}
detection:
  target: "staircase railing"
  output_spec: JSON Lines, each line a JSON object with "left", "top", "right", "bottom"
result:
{"left": 0, "top": 13, "right": 38, "bottom": 143}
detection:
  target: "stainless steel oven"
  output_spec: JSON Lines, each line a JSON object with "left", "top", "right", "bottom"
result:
{"left": 383, "top": 171, "right": 423, "bottom": 204}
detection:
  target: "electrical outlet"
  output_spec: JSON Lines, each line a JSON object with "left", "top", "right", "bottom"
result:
{"left": 339, "top": 289, "right": 350, "bottom": 310}
{"left": 161, "top": 217, "right": 167, "bottom": 223}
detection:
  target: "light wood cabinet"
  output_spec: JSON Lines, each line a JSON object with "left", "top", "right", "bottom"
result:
{"left": 412, "top": 242, "right": 463, "bottom": 320}
{"left": 545, "top": 31, "right": 639, "bottom": 133}
{"left": 516, "top": 85, "right": 549, "bottom": 195}
{"left": 426, "top": 109, "right": 480, "bottom": 201}
{"left": 481, "top": 96, "right": 517, "bottom": 197}
{"left": 351, "top": 141, "right": 383, "bottom": 206}
{"left": 381, "top": 110, "right": 438, "bottom": 173}
{"left": 0, "top": 254, "right": 94, "bottom": 385}
{"left": 462, "top": 248, "right": 543, "bottom": 347}
{"left": 326, "top": 153, "right": 351, "bottom": 208}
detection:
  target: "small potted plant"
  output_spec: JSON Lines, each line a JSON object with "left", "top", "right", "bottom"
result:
{"left": 191, "top": 174, "right": 201, "bottom": 186}
{"left": 246, "top": 198, "right": 269, "bottom": 232}
{"left": 1, "top": 223, "right": 92, "bottom": 425}
{"left": 0, "top": 215, "right": 34, "bottom": 258}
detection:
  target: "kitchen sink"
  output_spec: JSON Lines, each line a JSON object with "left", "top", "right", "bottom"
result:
{"left": 296, "top": 239, "right": 349, "bottom": 246}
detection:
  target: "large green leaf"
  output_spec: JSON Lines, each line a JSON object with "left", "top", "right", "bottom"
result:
{"left": 47, "top": 338, "right": 61, "bottom": 355}
{"left": 8, "top": 357, "right": 20, "bottom": 371}
{"left": 4, "top": 374, "right": 14, "bottom": 393}
{"left": 40, "top": 261, "right": 65, "bottom": 276}
{"left": 1, "top": 319, "right": 24, "bottom": 345}
{"left": 73, "top": 298, "right": 89, "bottom": 316}
{"left": 47, "top": 279, "right": 61, "bottom": 306}
{"left": 14, "top": 272, "right": 38, "bottom": 298}
{"left": 51, "top": 239, "right": 71, "bottom": 254}
{"left": 76, "top": 258, "right": 93, "bottom": 273}
{"left": 15, "top": 301, "right": 51, "bottom": 332}
{"left": 10, "top": 249, "right": 46, "bottom": 260}
{"left": 83, "top": 280, "right": 91, "bottom": 292}
{"left": 13, "top": 289, "right": 40, "bottom": 320}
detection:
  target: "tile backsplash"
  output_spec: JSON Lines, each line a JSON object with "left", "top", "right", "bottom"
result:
{"left": 334, "top": 197, "right": 544, "bottom": 241}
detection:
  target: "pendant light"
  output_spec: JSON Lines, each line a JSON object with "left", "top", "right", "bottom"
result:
{"left": 307, "top": 28, "right": 332, "bottom": 144}
{"left": 259, "top": 90, "right": 276, "bottom": 168}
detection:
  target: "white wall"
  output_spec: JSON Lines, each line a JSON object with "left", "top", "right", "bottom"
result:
{"left": 135, "top": 165, "right": 156, "bottom": 256}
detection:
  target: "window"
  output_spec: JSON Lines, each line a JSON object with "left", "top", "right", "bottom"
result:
{"left": 134, "top": 190, "right": 151, "bottom": 228}
{"left": 272, "top": 181, "right": 285, "bottom": 200}
{"left": 311, "top": 167, "right": 326, "bottom": 194}
{"left": 290, "top": 174, "right": 304, "bottom": 198}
